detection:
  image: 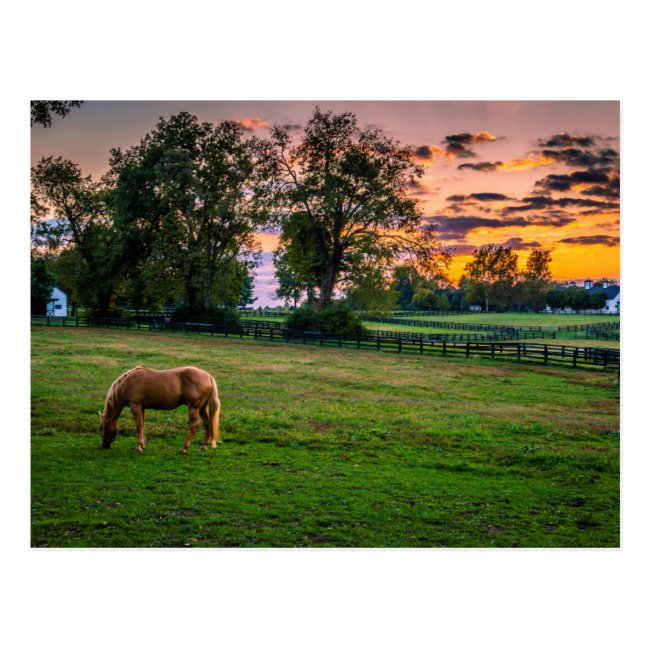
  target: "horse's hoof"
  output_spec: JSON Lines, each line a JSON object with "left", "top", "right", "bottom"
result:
{"left": 179, "top": 448, "right": 188, "bottom": 454}
{"left": 135, "top": 447, "right": 143, "bottom": 453}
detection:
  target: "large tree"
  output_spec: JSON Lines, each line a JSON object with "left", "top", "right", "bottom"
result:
{"left": 263, "top": 108, "right": 449, "bottom": 309}
{"left": 108, "top": 112, "right": 270, "bottom": 311}
{"left": 31, "top": 156, "right": 118, "bottom": 314}
{"left": 520, "top": 250, "right": 553, "bottom": 310}
{"left": 464, "top": 244, "right": 519, "bottom": 312}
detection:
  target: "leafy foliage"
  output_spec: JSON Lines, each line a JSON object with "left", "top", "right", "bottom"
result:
{"left": 170, "top": 305, "right": 241, "bottom": 327}
{"left": 263, "top": 107, "right": 450, "bottom": 309}
{"left": 286, "top": 302, "right": 366, "bottom": 336}
{"left": 31, "top": 256, "right": 56, "bottom": 314}
{"left": 31, "top": 101, "right": 82, "bottom": 127}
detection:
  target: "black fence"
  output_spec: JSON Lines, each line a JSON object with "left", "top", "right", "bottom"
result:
{"left": 32, "top": 315, "right": 619, "bottom": 372}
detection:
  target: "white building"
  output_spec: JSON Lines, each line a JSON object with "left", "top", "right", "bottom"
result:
{"left": 47, "top": 287, "right": 67, "bottom": 316}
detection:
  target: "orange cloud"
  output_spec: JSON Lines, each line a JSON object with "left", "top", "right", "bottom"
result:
{"left": 237, "top": 117, "right": 270, "bottom": 131}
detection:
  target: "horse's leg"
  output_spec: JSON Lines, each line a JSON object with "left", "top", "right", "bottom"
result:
{"left": 180, "top": 406, "right": 201, "bottom": 454}
{"left": 130, "top": 403, "right": 146, "bottom": 452}
{"left": 199, "top": 404, "right": 211, "bottom": 451}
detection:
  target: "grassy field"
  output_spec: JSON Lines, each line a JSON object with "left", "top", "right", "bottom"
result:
{"left": 386, "top": 313, "right": 620, "bottom": 327}
{"left": 31, "top": 326, "right": 619, "bottom": 547}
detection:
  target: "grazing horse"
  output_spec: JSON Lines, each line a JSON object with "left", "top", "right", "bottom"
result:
{"left": 99, "top": 366, "right": 221, "bottom": 453}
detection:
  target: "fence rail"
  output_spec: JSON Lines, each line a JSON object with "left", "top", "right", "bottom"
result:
{"left": 31, "top": 315, "right": 619, "bottom": 372}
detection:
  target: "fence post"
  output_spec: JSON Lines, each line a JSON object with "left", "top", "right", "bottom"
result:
{"left": 420, "top": 339, "right": 423, "bottom": 354}
{"left": 544, "top": 345, "right": 548, "bottom": 365}
{"left": 398, "top": 337, "right": 402, "bottom": 353}
{"left": 357, "top": 334, "right": 361, "bottom": 349}
{"left": 442, "top": 341, "right": 446, "bottom": 355}
{"left": 270, "top": 328, "right": 273, "bottom": 342}
{"left": 466, "top": 342, "right": 470, "bottom": 358}
{"left": 573, "top": 348, "right": 578, "bottom": 368}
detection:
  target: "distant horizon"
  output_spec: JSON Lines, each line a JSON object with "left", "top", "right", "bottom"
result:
{"left": 31, "top": 101, "right": 620, "bottom": 306}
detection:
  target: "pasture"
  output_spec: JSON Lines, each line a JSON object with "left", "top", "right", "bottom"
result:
{"left": 31, "top": 326, "right": 620, "bottom": 547}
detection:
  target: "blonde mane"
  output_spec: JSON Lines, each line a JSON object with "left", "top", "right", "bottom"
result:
{"left": 103, "top": 366, "right": 145, "bottom": 415}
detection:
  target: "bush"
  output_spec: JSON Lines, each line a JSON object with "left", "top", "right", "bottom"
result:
{"left": 170, "top": 305, "right": 241, "bottom": 327}
{"left": 318, "top": 302, "right": 366, "bottom": 336}
{"left": 286, "top": 302, "right": 366, "bottom": 336}
{"left": 285, "top": 306, "right": 321, "bottom": 332}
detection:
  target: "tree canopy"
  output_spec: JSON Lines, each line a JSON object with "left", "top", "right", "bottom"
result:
{"left": 263, "top": 107, "right": 450, "bottom": 309}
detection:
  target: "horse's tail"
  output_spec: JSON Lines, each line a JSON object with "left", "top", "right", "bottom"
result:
{"left": 207, "top": 374, "right": 221, "bottom": 447}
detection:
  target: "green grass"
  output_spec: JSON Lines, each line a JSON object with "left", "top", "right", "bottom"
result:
{"left": 31, "top": 327, "right": 619, "bottom": 547}
{"left": 388, "top": 313, "right": 620, "bottom": 327}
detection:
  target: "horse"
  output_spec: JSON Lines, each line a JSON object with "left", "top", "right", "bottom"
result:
{"left": 99, "top": 366, "right": 221, "bottom": 453}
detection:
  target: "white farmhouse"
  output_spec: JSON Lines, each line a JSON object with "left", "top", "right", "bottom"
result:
{"left": 47, "top": 287, "right": 67, "bottom": 316}
{"left": 584, "top": 280, "right": 620, "bottom": 314}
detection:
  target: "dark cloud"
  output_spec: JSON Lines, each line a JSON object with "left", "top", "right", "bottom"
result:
{"left": 457, "top": 161, "right": 500, "bottom": 172}
{"left": 537, "top": 132, "right": 596, "bottom": 148}
{"left": 540, "top": 147, "right": 619, "bottom": 169}
{"left": 502, "top": 195, "right": 619, "bottom": 214}
{"left": 500, "top": 237, "right": 542, "bottom": 250}
{"left": 439, "top": 131, "right": 497, "bottom": 158}
{"left": 423, "top": 213, "right": 575, "bottom": 238}
{"left": 414, "top": 145, "right": 435, "bottom": 160}
{"left": 535, "top": 170, "right": 620, "bottom": 199}
{"left": 282, "top": 123, "right": 302, "bottom": 131}
{"left": 559, "top": 235, "right": 620, "bottom": 247}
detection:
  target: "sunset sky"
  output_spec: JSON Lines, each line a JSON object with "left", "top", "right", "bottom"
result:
{"left": 31, "top": 100, "right": 620, "bottom": 305}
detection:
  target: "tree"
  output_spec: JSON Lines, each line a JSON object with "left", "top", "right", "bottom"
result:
{"left": 546, "top": 288, "right": 566, "bottom": 311}
{"left": 109, "top": 113, "right": 269, "bottom": 312}
{"left": 264, "top": 107, "right": 450, "bottom": 310}
{"left": 589, "top": 290, "right": 608, "bottom": 310}
{"left": 520, "top": 250, "right": 553, "bottom": 310}
{"left": 239, "top": 275, "right": 257, "bottom": 308}
{"left": 31, "top": 101, "right": 82, "bottom": 127}
{"left": 464, "top": 245, "right": 519, "bottom": 312}
{"left": 344, "top": 256, "right": 397, "bottom": 312}
{"left": 412, "top": 288, "right": 438, "bottom": 311}
{"left": 564, "top": 286, "right": 590, "bottom": 311}
{"left": 31, "top": 156, "right": 119, "bottom": 314}
{"left": 31, "top": 256, "right": 56, "bottom": 314}
{"left": 436, "top": 293, "right": 451, "bottom": 311}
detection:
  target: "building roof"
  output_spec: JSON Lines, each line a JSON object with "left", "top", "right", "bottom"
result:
{"left": 586, "top": 285, "right": 619, "bottom": 299}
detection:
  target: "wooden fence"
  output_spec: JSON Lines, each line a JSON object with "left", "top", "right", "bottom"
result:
{"left": 31, "top": 315, "right": 619, "bottom": 372}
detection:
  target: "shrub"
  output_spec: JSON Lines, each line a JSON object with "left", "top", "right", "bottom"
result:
{"left": 318, "top": 302, "right": 366, "bottom": 336}
{"left": 286, "top": 302, "right": 366, "bottom": 336}
{"left": 285, "top": 306, "right": 321, "bottom": 332}
{"left": 170, "top": 305, "right": 241, "bottom": 327}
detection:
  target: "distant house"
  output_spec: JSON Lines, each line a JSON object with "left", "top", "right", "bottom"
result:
{"left": 545, "top": 280, "right": 620, "bottom": 314}
{"left": 469, "top": 303, "right": 483, "bottom": 312}
{"left": 587, "top": 283, "right": 620, "bottom": 314}
{"left": 46, "top": 287, "right": 67, "bottom": 316}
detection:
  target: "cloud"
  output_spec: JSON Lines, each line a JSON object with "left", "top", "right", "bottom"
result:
{"left": 413, "top": 144, "right": 447, "bottom": 162}
{"left": 446, "top": 192, "right": 511, "bottom": 202}
{"left": 232, "top": 117, "right": 270, "bottom": 132}
{"left": 281, "top": 123, "right": 302, "bottom": 131}
{"left": 534, "top": 170, "right": 620, "bottom": 199}
{"left": 442, "top": 131, "right": 497, "bottom": 158}
{"left": 539, "top": 147, "right": 619, "bottom": 169}
{"left": 537, "top": 132, "right": 596, "bottom": 148}
{"left": 423, "top": 213, "right": 575, "bottom": 238}
{"left": 559, "top": 235, "right": 620, "bottom": 247}
{"left": 458, "top": 154, "right": 556, "bottom": 172}
{"left": 501, "top": 195, "right": 619, "bottom": 214}
{"left": 500, "top": 237, "right": 542, "bottom": 250}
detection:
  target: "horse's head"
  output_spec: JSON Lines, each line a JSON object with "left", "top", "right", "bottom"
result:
{"left": 99, "top": 410, "right": 117, "bottom": 448}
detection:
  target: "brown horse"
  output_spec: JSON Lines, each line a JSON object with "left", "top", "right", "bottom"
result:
{"left": 99, "top": 366, "right": 221, "bottom": 453}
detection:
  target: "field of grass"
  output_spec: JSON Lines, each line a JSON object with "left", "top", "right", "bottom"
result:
{"left": 31, "top": 326, "right": 619, "bottom": 547}
{"left": 388, "top": 313, "right": 620, "bottom": 327}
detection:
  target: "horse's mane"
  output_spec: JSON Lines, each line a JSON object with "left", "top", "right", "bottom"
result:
{"left": 104, "top": 366, "right": 145, "bottom": 415}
